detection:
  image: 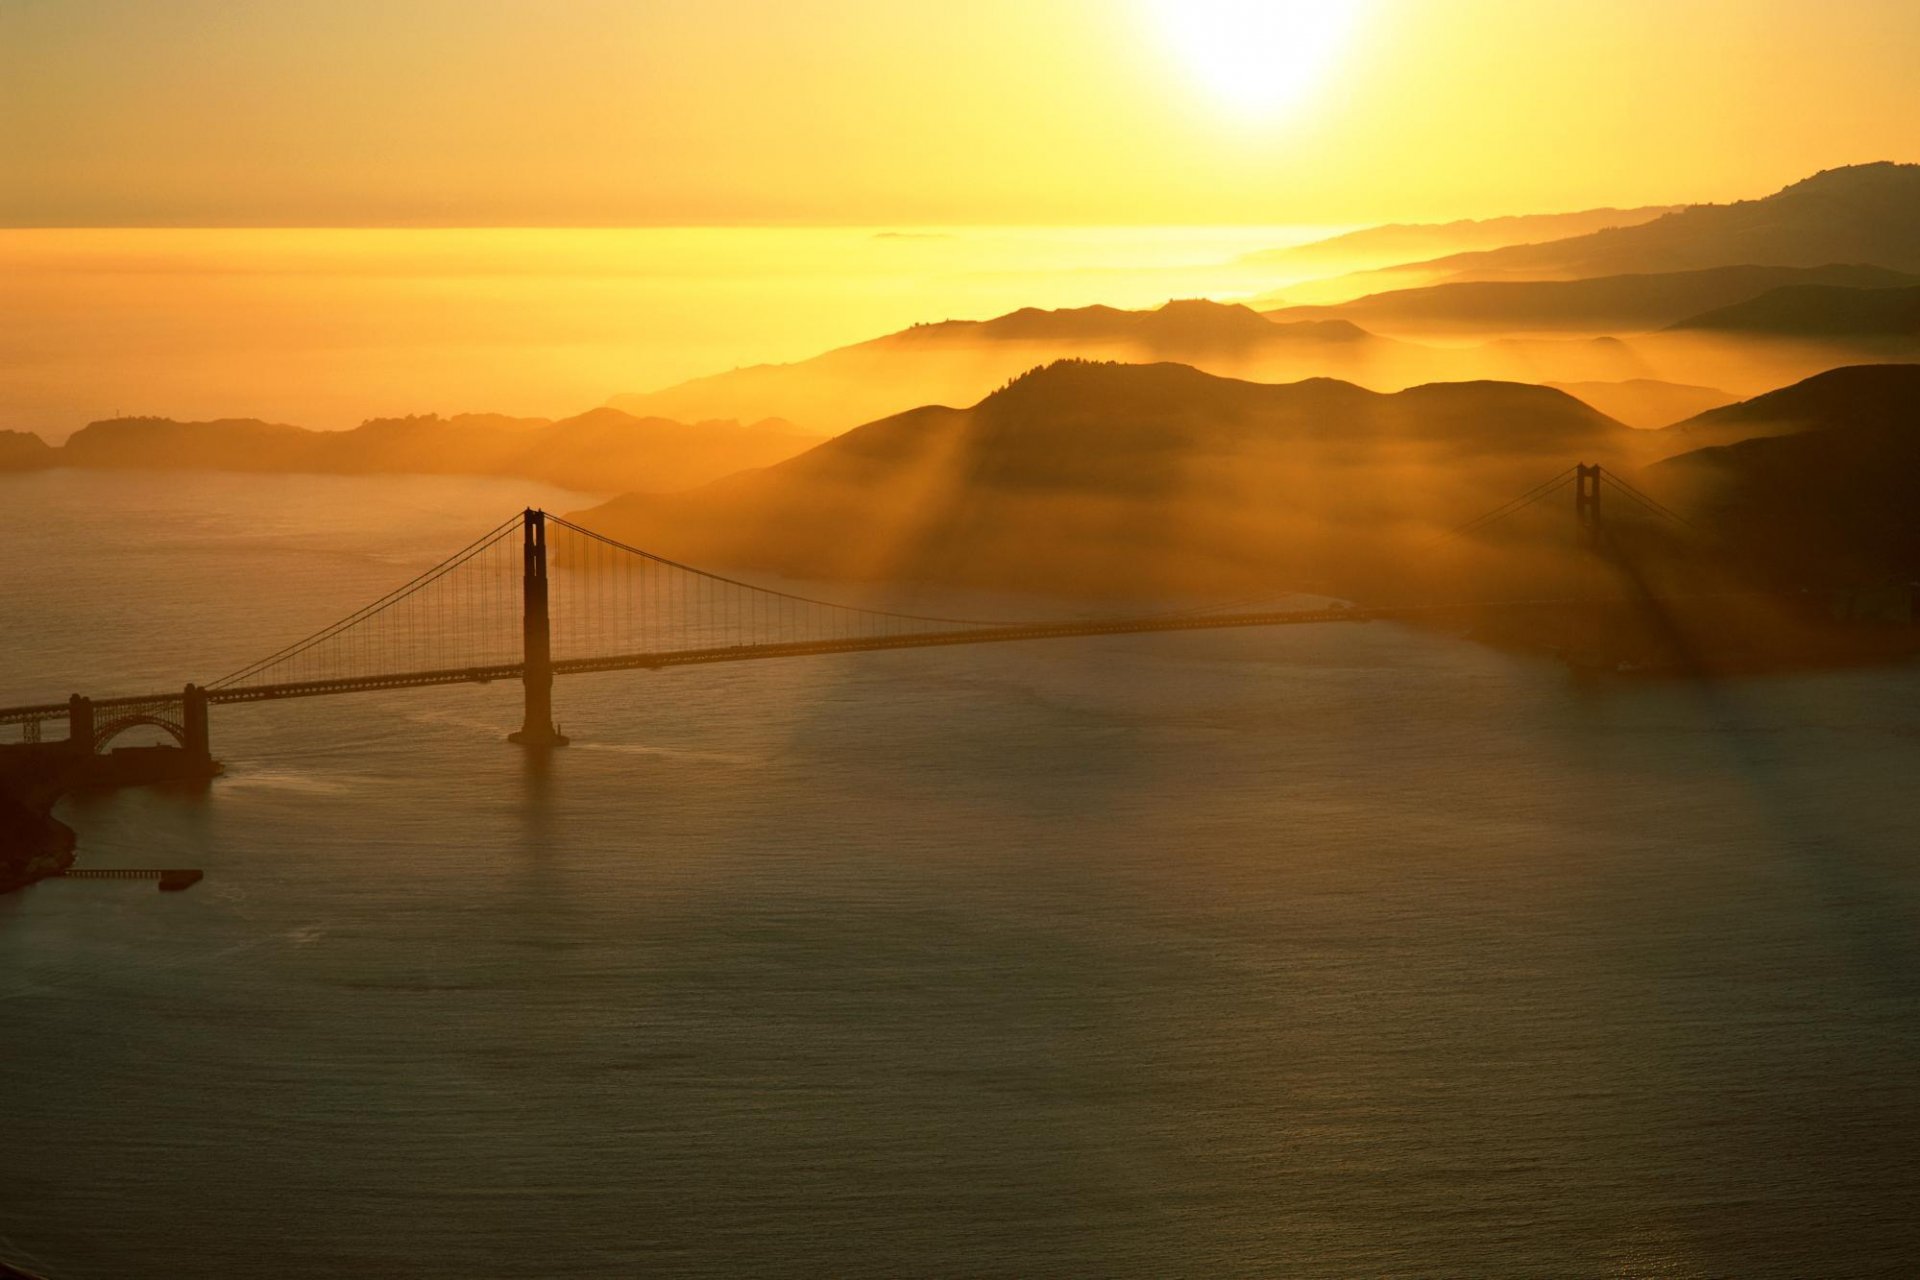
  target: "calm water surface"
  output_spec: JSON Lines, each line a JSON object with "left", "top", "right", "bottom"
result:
{"left": 3, "top": 471, "right": 1918, "bottom": 1277}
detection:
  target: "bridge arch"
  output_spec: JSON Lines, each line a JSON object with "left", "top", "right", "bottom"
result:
{"left": 93, "top": 713, "right": 187, "bottom": 754}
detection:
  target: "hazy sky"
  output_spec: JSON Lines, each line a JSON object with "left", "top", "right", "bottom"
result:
{"left": 6, "top": 0, "right": 1920, "bottom": 226}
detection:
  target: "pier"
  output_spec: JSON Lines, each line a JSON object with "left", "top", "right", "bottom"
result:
{"left": 57, "top": 868, "right": 205, "bottom": 891}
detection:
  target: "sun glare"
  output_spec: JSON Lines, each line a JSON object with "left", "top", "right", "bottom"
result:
{"left": 1143, "top": 0, "right": 1369, "bottom": 119}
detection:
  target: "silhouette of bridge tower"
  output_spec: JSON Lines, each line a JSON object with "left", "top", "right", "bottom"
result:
{"left": 507, "top": 509, "right": 567, "bottom": 748}
{"left": 1575, "top": 463, "right": 1604, "bottom": 549}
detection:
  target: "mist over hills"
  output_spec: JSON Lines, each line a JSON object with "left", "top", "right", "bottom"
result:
{"left": 5, "top": 408, "right": 812, "bottom": 494}
{"left": 1542, "top": 380, "right": 1736, "bottom": 429}
{"left": 12, "top": 161, "right": 1913, "bottom": 602}
{"left": 1605, "top": 362, "right": 1920, "bottom": 458}
{"left": 607, "top": 300, "right": 1421, "bottom": 434}
{"left": 580, "top": 360, "right": 1647, "bottom": 596}
{"left": 581, "top": 357, "right": 1920, "bottom": 600}
{"left": 604, "top": 295, "right": 1771, "bottom": 438}
{"left": 607, "top": 166, "right": 1920, "bottom": 435}
{"left": 1265, "top": 264, "right": 1918, "bottom": 337}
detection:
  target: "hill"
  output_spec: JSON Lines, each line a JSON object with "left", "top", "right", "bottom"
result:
{"left": 1656, "top": 363, "right": 1920, "bottom": 439}
{"left": 577, "top": 360, "right": 1642, "bottom": 597}
{"left": 1265, "top": 264, "right": 1918, "bottom": 337}
{"left": 59, "top": 416, "right": 317, "bottom": 469}
{"left": 0, "top": 430, "right": 56, "bottom": 470}
{"left": 1377, "top": 164, "right": 1920, "bottom": 283}
{"left": 607, "top": 299, "right": 1429, "bottom": 434}
{"left": 1651, "top": 365, "right": 1920, "bottom": 581}
{"left": 42, "top": 409, "right": 813, "bottom": 493}
{"left": 890, "top": 298, "right": 1371, "bottom": 349}
{"left": 1667, "top": 283, "right": 1920, "bottom": 338}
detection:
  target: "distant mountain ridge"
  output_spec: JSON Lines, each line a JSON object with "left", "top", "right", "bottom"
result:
{"left": 605, "top": 288, "right": 1920, "bottom": 440}
{"left": 1265, "top": 264, "right": 1919, "bottom": 336}
{"left": 609, "top": 165, "right": 1920, "bottom": 434}
{"left": 887, "top": 298, "right": 1373, "bottom": 348}
{"left": 1375, "top": 163, "right": 1920, "bottom": 283}
{"left": 1242, "top": 205, "right": 1681, "bottom": 275}
{"left": 5, "top": 408, "right": 813, "bottom": 494}
{"left": 608, "top": 299, "right": 1416, "bottom": 433}
{"left": 1667, "top": 284, "right": 1920, "bottom": 337}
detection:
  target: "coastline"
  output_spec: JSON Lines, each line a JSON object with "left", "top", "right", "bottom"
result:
{"left": 0, "top": 790, "right": 78, "bottom": 896}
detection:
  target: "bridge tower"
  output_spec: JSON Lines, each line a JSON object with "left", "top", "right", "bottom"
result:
{"left": 508, "top": 508, "right": 569, "bottom": 747}
{"left": 182, "top": 684, "right": 211, "bottom": 762}
{"left": 67, "top": 694, "right": 94, "bottom": 757}
{"left": 1575, "top": 463, "right": 1604, "bottom": 550}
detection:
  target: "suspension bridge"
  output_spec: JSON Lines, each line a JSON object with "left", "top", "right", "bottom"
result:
{"left": 0, "top": 462, "right": 1683, "bottom": 776}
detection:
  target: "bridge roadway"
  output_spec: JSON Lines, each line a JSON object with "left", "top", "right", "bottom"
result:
{"left": 1, "top": 603, "right": 1448, "bottom": 727}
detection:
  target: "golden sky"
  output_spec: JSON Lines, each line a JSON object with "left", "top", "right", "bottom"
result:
{"left": 5, "top": 0, "right": 1919, "bottom": 227}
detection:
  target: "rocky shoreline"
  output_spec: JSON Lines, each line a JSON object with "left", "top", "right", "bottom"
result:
{"left": 0, "top": 791, "right": 77, "bottom": 895}
{"left": 2, "top": 746, "right": 91, "bottom": 894}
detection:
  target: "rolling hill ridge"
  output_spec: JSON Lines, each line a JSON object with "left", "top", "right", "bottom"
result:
{"left": 581, "top": 360, "right": 1647, "bottom": 595}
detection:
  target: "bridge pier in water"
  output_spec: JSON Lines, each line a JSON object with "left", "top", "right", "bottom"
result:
{"left": 507, "top": 508, "right": 570, "bottom": 748}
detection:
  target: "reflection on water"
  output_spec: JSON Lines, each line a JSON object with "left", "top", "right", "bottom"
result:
{"left": 2, "top": 471, "right": 1919, "bottom": 1277}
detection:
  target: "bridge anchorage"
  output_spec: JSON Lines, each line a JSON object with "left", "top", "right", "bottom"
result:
{"left": 0, "top": 460, "right": 1695, "bottom": 781}
{"left": 0, "top": 685, "right": 221, "bottom": 795}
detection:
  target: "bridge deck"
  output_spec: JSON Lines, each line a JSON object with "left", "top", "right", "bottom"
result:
{"left": 2, "top": 605, "right": 1426, "bottom": 724}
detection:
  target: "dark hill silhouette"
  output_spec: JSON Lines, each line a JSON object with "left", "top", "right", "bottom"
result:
{"left": 576, "top": 360, "right": 1642, "bottom": 596}
{"left": 1650, "top": 364, "right": 1920, "bottom": 581}
{"left": 1265, "top": 264, "right": 1917, "bottom": 336}
{"left": 321, "top": 412, "right": 553, "bottom": 474}
{"left": 1657, "top": 363, "right": 1920, "bottom": 438}
{"left": 1666, "top": 284, "right": 1920, "bottom": 338}
{"left": 37, "top": 409, "right": 812, "bottom": 493}
{"left": 0, "top": 429, "right": 56, "bottom": 471}
{"left": 608, "top": 299, "right": 1423, "bottom": 434}
{"left": 1378, "top": 164, "right": 1920, "bottom": 283}
{"left": 60, "top": 416, "right": 316, "bottom": 469}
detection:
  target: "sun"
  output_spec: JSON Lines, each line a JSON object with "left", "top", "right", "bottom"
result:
{"left": 1141, "top": 0, "right": 1370, "bottom": 119}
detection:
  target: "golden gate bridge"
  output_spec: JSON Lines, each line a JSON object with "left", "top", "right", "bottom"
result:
{"left": 0, "top": 462, "right": 1685, "bottom": 776}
